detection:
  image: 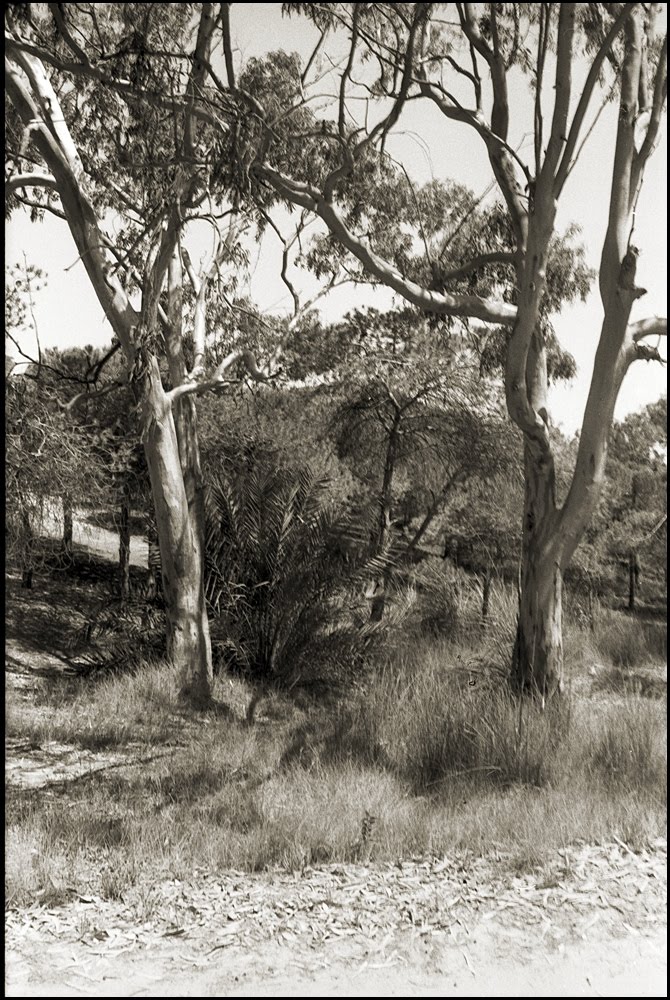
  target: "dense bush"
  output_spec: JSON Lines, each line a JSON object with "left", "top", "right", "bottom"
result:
{"left": 204, "top": 463, "right": 398, "bottom": 706}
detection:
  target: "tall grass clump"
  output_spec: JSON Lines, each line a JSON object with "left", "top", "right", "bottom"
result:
{"left": 5, "top": 658, "right": 181, "bottom": 749}
{"left": 581, "top": 697, "right": 666, "bottom": 793}
{"left": 333, "top": 641, "right": 570, "bottom": 792}
{"left": 593, "top": 612, "right": 667, "bottom": 668}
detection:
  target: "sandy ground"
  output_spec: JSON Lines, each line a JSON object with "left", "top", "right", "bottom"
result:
{"left": 5, "top": 846, "right": 667, "bottom": 998}
{"left": 39, "top": 504, "right": 148, "bottom": 568}
{"left": 5, "top": 904, "right": 666, "bottom": 998}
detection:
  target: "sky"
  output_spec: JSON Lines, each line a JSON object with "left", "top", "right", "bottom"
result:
{"left": 6, "top": 3, "right": 667, "bottom": 435}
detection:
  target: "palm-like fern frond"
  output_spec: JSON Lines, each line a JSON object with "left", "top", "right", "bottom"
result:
{"left": 205, "top": 464, "right": 402, "bottom": 688}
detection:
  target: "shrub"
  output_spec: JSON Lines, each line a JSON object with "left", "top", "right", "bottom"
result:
{"left": 204, "top": 464, "right": 398, "bottom": 707}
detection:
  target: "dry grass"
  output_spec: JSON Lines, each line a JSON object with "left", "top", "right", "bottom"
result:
{"left": 5, "top": 619, "right": 666, "bottom": 910}
{"left": 593, "top": 611, "right": 667, "bottom": 668}
{"left": 6, "top": 660, "right": 180, "bottom": 750}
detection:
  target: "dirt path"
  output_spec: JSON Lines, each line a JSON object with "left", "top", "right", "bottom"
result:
{"left": 39, "top": 505, "right": 148, "bottom": 567}
{"left": 6, "top": 846, "right": 666, "bottom": 997}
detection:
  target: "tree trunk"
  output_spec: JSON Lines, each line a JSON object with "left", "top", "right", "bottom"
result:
{"left": 146, "top": 525, "right": 161, "bottom": 600}
{"left": 512, "top": 549, "right": 563, "bottom": 700}
{"left": 61, "top": 495, "right": 73, "bottom": 563}
{"left": 141, "top": 353, "right": 213, "bottom": 706}
{"left": 406, "top": 471, "right": 461, "bottom": 557}
{"left": 119, "top": 488, "right": 131, "bottom": 603}
{"left": 369, "top": 408, "right": 401, "bottom": 623}
{"left": 511, "top": 443, "right": 564, "bottom": 700}
{"left": 587, "top": 582, "right": 596, "bottom": 633}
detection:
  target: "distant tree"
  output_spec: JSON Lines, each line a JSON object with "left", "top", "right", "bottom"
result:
{"left": 324, "top": 307, "right": 515, "bottom": 618}
{"left": 5, "top": 270, "right": 108, "bottom": 586}
{"left": 604, "top": 398, "right": 667, "bottom": 610}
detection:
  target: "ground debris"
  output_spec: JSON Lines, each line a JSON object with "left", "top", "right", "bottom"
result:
{"left": 6, "top": 843, "right": 666, "bottom": 968}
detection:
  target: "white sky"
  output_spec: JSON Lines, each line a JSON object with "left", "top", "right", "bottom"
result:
{"left": 6, "top": 3, "right": 667, "bottom": 434}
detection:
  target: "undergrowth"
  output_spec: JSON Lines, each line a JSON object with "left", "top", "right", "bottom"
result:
{"left": 5, "top": 616, "right": 666, "bottom": 908}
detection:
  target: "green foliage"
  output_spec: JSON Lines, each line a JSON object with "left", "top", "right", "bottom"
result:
{"left": 71, "top": 593, "right": 166, "bottom": 675}
{"left": 205, "top": 463, "right": 384, "bottom": 688}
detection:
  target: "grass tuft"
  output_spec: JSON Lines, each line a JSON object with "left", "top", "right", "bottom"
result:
{"left": 5, "top": 597, "right": 666, "bottom": 909}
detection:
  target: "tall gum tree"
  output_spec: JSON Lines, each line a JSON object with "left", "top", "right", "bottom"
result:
{"left": 5, "top": 4, "right": 667, "bottom": 699}
{"left": 4, "top": 4, "right": 281, "bottom": 705}
{"left": 251, "top": 3, "right": 667, "bottom": 698}
{"left": 252, "top": 3, "right": 666, "bottom": 697}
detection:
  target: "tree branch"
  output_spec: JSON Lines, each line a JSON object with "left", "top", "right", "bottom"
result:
{"left": 5, "top": 53, "right": 139, "bottom": 355}
{"left": 255, "top": 164, "right": 517, "bottom": 325}
{"left": 5, "top": 171, "right": 58, "bottom": 193}
{"left": 555, "top": 2, "right": 640, "bottom": 196}
{"left": 60, "top": 379, "right": 125, "bottom": 413}
{"left": 541, "top": 3, "right": 577, "bottom": 184}
{"left": 5, "top": 35, "right": 222, "bottom": 129}
{"left": 221, "top": 2, "right": 236, "bottom": 89}
{"left": 166, "top": 349, "right": 280, "bottom": 405}
{"left": 632, "top": 32, "right": 667, "bottom": 187}
{"left": 630, "top": 315, "right": 668, "bottom": 340}
{"left": 48, "top": 2, "right": 92, "bottom": 66}
{"left": 438, "top": 251, "right": 517, "bottom": 283}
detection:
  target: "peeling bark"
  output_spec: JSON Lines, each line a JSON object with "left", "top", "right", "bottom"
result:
{"left": 513, "top": 427, "right": 564, "bottom": 696}
{"left": 512, "top": 554, "right": 564, "bottom": 700}
{"left": 140, "top": 354, "right": 213, "bottom": 706}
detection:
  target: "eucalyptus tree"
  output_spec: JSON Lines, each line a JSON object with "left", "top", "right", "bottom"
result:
{"left": 249, "top": 3, "right": 667, "bottom": 697}
{"left": 5, "top": 5, "right": 281, "bottom": 703}
{"left": 5, "top": 3, "right": 667, "bottom": 700}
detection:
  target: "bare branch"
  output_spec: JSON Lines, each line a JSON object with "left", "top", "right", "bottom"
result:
{"left": 355, "top": 3, "right": 429, "bottom": 157}
{"left": 60, "top": 379, "right": 125, "bottom": 413}
{"left": 534, "top": 4, "right": 550, "bottom": 179}
{"left": 167, "top": 350, "right": 280, "bottom": 405}
{"left": 541, "top": 3, "right": 577, "bottom": 184}
{"left": 221, "top": 2, "right": 236, "bottom": 89}
{"left": 256, "top": 207, "right": 302, "bottom": 317}
{"left": 415, "top": 80, "right": 529, "bottom": 239}
{"left": 89, "top": 341, "right": 121, "bottom": 383}
{"left": 5, "top": 171, "right": 58, "bottom": 193}
{"left": 555, "top": 2, "right": 641, "bottom": 196}
{"left": 630, "top": 315, "right": 668, "bottom": 340}
{"left": 5, "top": 53, "right": 139, "bottom": 353}
{"left": 633, "top": 33, "right": 667, "bottom": 178}
{"left": 302, "top": 24, "right": 329, "bottom": 86}
{"left": 338, "top": 3, "right": 360, "bottom": 139}
{"left": 165, "top": 247, "right": 187, "bottom": 387}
